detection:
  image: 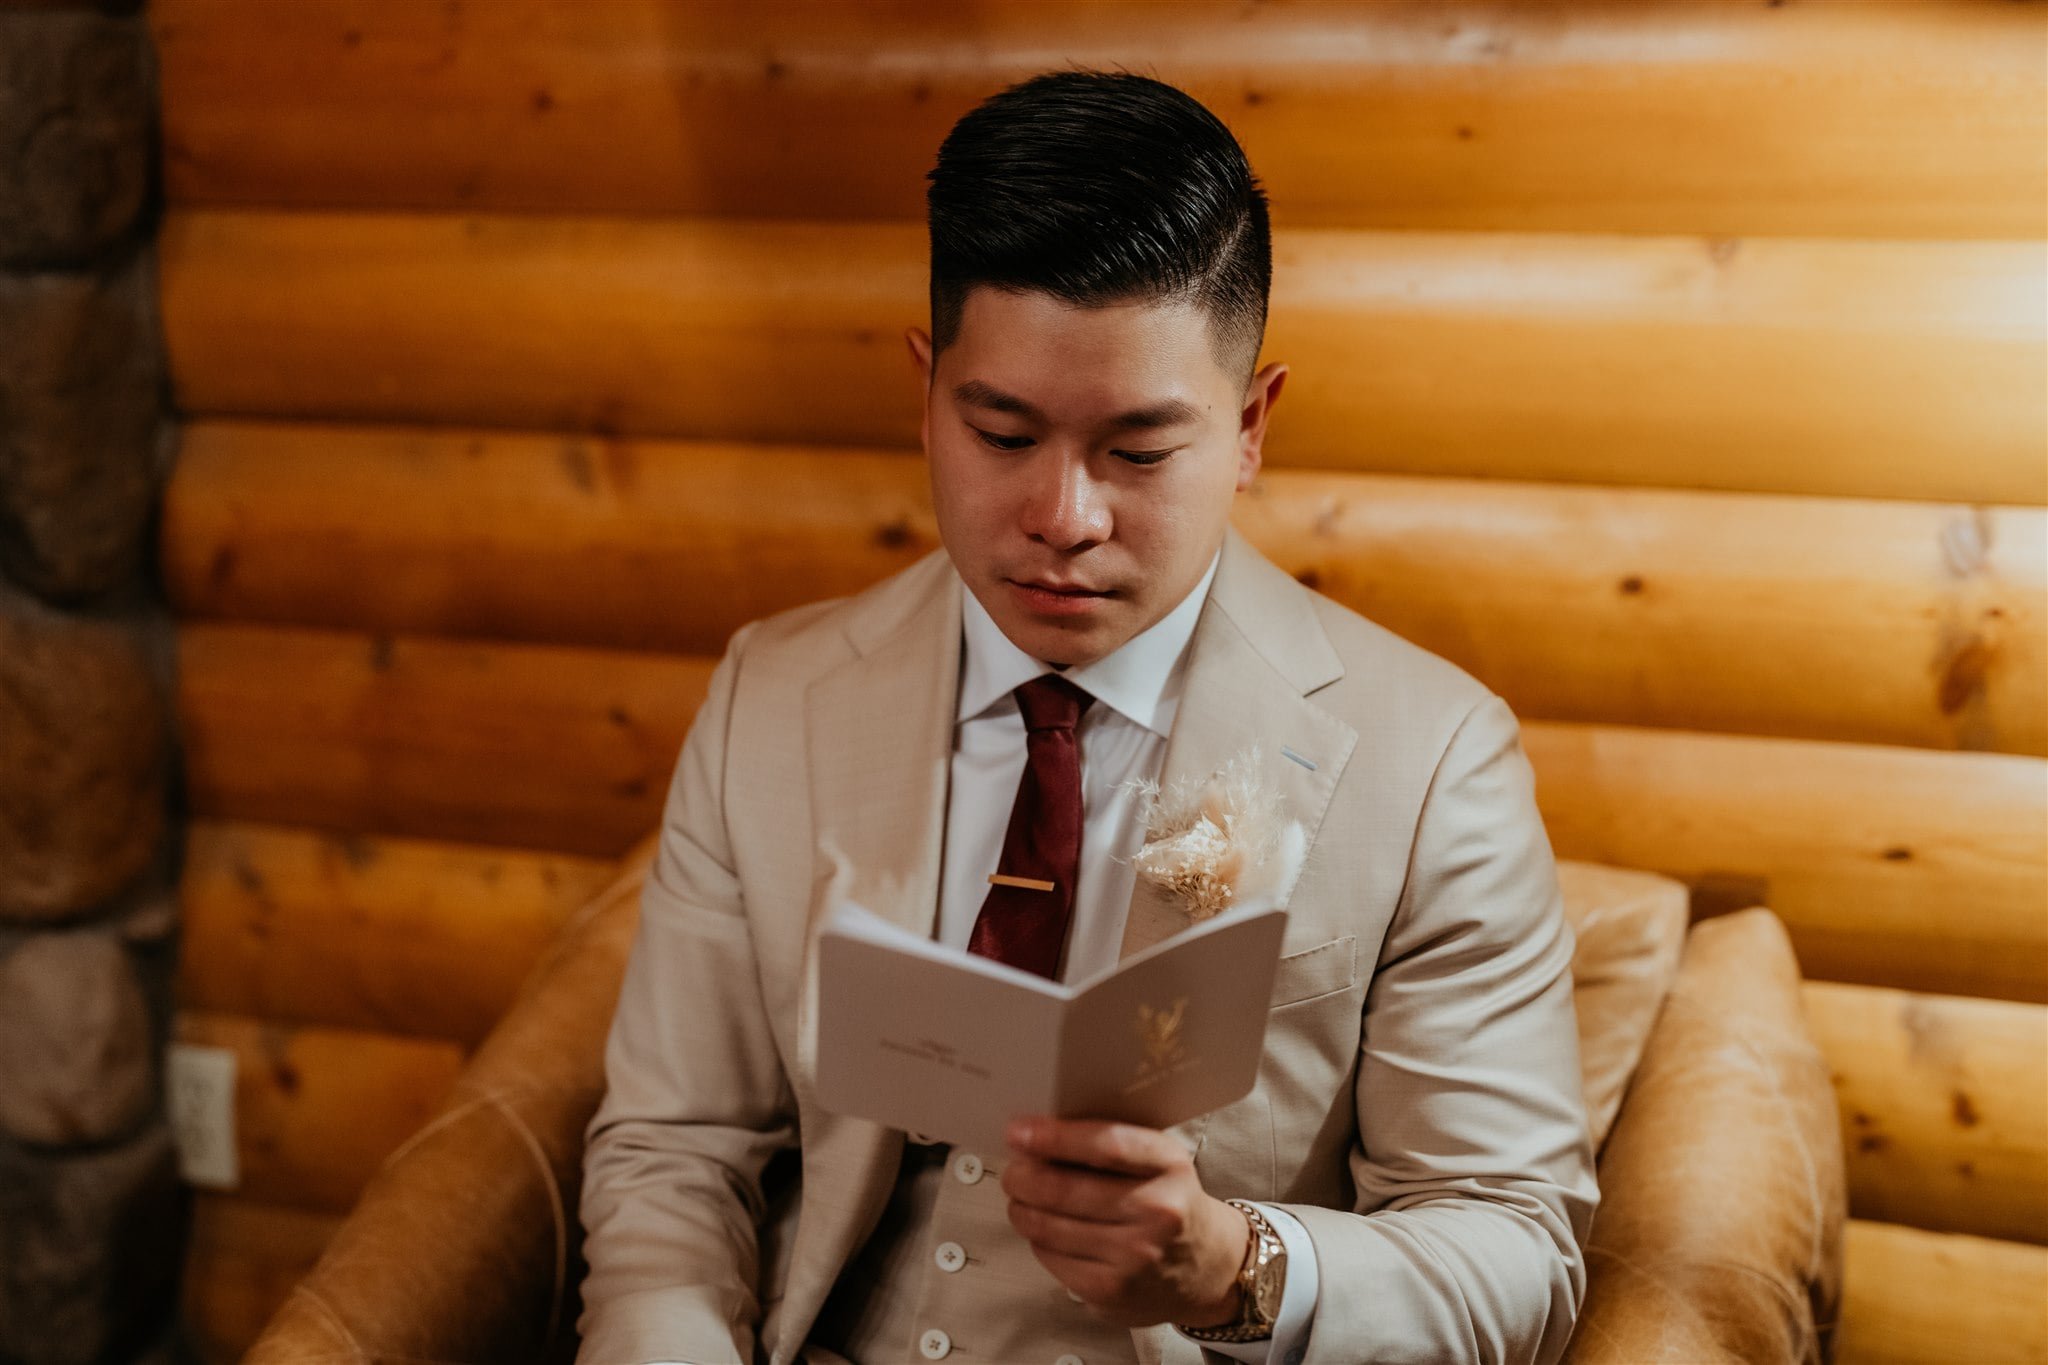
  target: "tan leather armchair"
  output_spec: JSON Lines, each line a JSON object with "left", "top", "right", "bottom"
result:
{"left": 240, "top": 845, "right": 1844, "bottom": 1364}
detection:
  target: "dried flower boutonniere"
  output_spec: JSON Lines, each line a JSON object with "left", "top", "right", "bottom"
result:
{"left": 1127, "top": 746, "right": 1307, "bottom": 925}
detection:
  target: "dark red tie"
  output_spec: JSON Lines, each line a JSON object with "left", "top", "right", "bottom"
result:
{"left": 966, "top": 675, "right": 1093, "bottom": 980}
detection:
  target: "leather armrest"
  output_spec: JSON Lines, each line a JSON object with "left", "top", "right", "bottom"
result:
{"left": 243, "top": 838, "right": 657, "bottom": 1365}
{"left": 1563, "top": 907, "right": 1847, "bottom": 1365}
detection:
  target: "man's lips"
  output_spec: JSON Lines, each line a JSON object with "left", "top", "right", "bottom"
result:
{"left": 1004, "top": 577, "right": 1116, "bottom": 615}
{"left": 1008, "top": 577, "right": 1111, "bottom": 597}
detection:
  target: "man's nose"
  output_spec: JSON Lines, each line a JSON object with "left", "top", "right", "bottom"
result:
{"left": 1019, "top": 451, "right": 1111, "bottom": 551}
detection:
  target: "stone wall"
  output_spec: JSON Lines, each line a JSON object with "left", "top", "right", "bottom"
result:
{"left": 0, "top": 3, "right": 186, "bottom": 1361}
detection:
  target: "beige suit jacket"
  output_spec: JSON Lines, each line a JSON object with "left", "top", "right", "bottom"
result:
{"left": 577, "top": 529, "right": 1598, "bottom": 1365}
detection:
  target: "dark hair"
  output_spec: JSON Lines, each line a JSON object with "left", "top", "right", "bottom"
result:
{"left": 926, "top": 69, "right": 1272, "bottom": 385}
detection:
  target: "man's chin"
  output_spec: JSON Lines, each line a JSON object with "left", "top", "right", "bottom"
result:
{"left": 994, "top": 612, "right": 1128, "bottom": 669}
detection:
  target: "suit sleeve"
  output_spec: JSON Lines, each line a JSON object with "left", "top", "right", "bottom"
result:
{"left": 576, "top": 622, "right": 797, "bottom": 1365}
{"left": 1274, "top": 693, "right": 1599, "bottom": 1365}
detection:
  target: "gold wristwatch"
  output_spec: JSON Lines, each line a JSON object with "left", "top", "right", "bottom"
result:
{"left": 1180, "top": 1199, "right": 1287, "bottom": 1343}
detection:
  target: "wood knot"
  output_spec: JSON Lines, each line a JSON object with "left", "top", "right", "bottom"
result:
{"left": 558, "top": 443, "right": 597, "bottom": 493}
{"left": 1936, "top": 635, "right": 1995, "bottom": 716}
{"left": 335, "top": 834, "right": 377, "bottom": 870}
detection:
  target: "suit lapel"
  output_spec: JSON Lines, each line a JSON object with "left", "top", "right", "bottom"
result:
{"left": 779, "top": 558, "right": 961, "bottom": 1361}
{"left": 803, "top": 565, "right": 961, "bottom": 945}
{"left": 1117, "top": 529, "right": 1357, "bottom": 963}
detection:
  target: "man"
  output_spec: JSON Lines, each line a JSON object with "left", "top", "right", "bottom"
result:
{"left": 577, "top": 71, "right": 1596, "bottom": 1365}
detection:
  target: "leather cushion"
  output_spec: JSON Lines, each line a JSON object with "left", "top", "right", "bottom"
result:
{"left": 1557, "top": 860, "right": 1690, "bottom": 1149}
{"left": 1563, "top": 907, "right": 1847, "bottom": 1365}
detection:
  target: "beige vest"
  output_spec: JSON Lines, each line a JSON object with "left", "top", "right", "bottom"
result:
{"left": 808, "top": 1139, "right": 1142, "bottom": 1365}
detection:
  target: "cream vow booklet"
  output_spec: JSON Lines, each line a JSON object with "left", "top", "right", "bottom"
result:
{"left": 811, "top": 901, "right": 1287, "bottom": 1152}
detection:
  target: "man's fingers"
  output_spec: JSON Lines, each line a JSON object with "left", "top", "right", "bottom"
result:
{"left": 1006, "top": 1116, "right": 1182, "bottom": 1176}
{"left": 1027, "top": 1245, "right": 1121, "bottom": 1308}
{"left": 1007, "top": 1200, "right": 1122, "bottom": 1261}
{"left": 1001, "top": 1153, "right": 1133, "bottom": 1219}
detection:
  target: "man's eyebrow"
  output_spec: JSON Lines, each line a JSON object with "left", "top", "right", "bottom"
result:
{"left": 1105, "top": 396, "right": 1205, "bottom": 430}
{"left": 951, "top": 380, "right": 1203, "bottom": 431}
{"left": 953, "top": 380, "right": 1041, "bottom": 420}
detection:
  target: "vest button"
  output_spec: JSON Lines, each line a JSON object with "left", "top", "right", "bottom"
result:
{"left": 934, "top": 1240, "right": 966, "bottom": 1273}
{"left": 919, "top": 1328, "right": 952, "bottom": 1359}
{"left": 951, "top": 1151, "right": 984, "bottom": 1184}
{"left": 1056, "top": 1356, "right": 1086, "bottom": 1365}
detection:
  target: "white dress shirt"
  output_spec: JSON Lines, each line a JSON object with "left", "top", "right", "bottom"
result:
{"left": 937, "top": 553, "right": 1320, "bottom": 1364}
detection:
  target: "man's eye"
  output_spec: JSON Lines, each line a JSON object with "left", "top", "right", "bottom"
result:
{"left": 972, "top": 428, "right": 1033, "bottom": 452}
{"left": 1114, "top": 448, "right": 1177, "bottom": 467}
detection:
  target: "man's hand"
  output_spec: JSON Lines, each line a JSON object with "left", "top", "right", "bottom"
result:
{"left": 1000, "top": 1116, "right": 1250, "bottom": 1328}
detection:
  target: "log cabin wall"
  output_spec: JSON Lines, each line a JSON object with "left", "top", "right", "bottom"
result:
{"left": 146, "top": 3, "right": 2047, "bottom": 1361}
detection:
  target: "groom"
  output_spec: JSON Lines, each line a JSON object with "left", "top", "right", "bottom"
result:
{"left": 576, "top": 71, "right": 1596, "bottom": 1365}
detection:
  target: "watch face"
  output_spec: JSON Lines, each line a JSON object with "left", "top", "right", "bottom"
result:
{"left": 1253, "top": 1249, "right": 1287, "bottom": 1320}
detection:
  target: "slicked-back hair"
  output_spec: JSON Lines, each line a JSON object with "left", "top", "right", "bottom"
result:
{"left": 926, "top": 69, "right": 1272, "bottom": 388}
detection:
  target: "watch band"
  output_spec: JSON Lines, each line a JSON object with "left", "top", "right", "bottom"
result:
{"left": 1180, "top": 1199, "right": 1286, "bottom": 1343}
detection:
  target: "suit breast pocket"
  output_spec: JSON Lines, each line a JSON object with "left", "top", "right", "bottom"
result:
{"left": 1268, "top": 935, "right": 1359, "bottom": 1009}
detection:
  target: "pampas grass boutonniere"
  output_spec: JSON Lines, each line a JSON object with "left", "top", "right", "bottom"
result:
{"left": 1127, "top": 746, "right": 1306, "bottom": 925}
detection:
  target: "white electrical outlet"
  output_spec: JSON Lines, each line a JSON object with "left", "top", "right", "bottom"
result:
{"left": 166, "top": 1042, "right": 239, "bottom": 1190}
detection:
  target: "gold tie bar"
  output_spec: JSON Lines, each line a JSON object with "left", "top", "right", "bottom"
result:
{"left": 987, "top": 873, "right": 1056, "bottom": 893}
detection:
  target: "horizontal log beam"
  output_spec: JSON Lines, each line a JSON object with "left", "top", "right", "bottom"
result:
{"left": 175, "top": 623, "right": 714, "bottom": 858}
{"left": 182, "top": 1195, "right": 339, "bottom": 1364}
{"left": 157, "top": 214, "right": 2048, "bottom": 506}
{"left": 1245, "top": 473, "right": 2043, "bottom": 756}
{"left": 1528, "top": 724, "right": 2048, "bottom": 1006}
{"left": 1836, "top": 1220, "right": 2048, "bottom": 1365}
{"left": 1805, "top": 982, "right": 2048, "bottom": 1247}
{"left": 163, "top": 424, "right": 942, "bottom": 663}
{"left": 177, "top": 625, "right": 2047, "bottom": 1004}
{"left": 173, "top": 1012, "right": 466, "bottom": 1215}
{"left": 176, "top": 821, "right": 614, "bottom": 1042}
{"left": 163, "top": 422, "right": 2047, "bottom": 756}
{"left": 152, "top": 0, "right": 2047, "bottom": 239}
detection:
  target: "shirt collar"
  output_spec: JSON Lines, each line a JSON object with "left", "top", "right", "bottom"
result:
{"left": 956, "top": 549, "right": 1220, "bottom": 738}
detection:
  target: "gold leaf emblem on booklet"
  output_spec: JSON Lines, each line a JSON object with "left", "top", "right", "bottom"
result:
{"left": 1135, "top": 997, "right": 1188, "bottom": 1074}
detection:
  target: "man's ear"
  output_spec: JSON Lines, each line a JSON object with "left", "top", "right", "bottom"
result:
{"left": 1235, "top": 361, "right": 1288, "bottom": 491}
{"left": 906, "top": 326, "right": 934, "bottom": 387}
{"left": 906, "top": 327, "right": 935, "bottom": 456}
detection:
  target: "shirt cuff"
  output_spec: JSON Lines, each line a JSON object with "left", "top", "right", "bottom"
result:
{"left": 1172, "top": 1203, "right": 1319, "bottom": 1364}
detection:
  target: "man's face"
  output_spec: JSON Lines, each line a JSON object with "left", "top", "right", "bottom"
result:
{"left": 909, "top": 287, "right": 1286, "bottom": 667}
